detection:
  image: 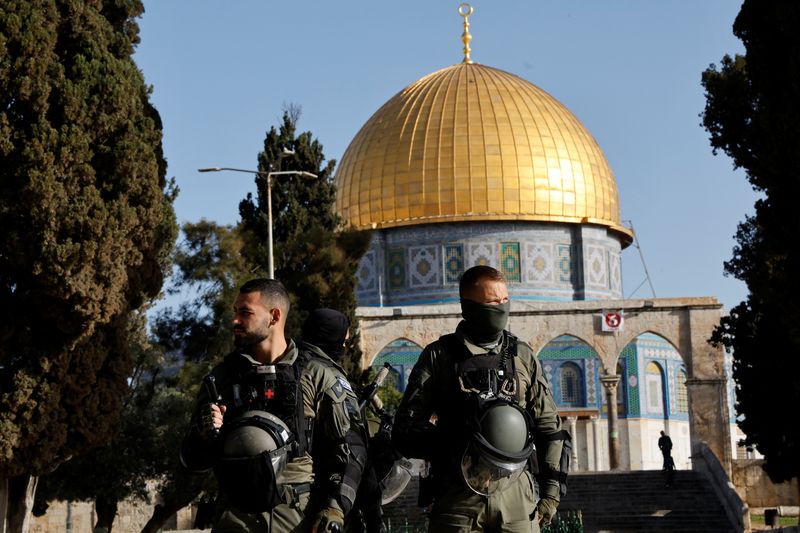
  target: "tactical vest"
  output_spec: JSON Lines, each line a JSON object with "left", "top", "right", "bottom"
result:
{"left": 436, "top": 332, "right": 520, "bottom": 432}
{"left": 222, "top": 349, "right": 313, "bottom": 456}
{"left": 432, "top": 332, "right": 540, "bottom": 477}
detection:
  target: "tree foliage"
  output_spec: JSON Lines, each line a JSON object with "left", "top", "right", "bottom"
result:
{"left": 239, "top": 110, "right": 370, "bottom": 379}
{"left": 0, "top": 0, "right": 177, "bottom": 479}
{"left": 35, "top": 311, "right": 194, "bottom": 532}
{"left": 703, "top": 0, "right": 800, "bottom": 482}
{"left": 38, "top": 221, "right": 248, "bottom": 531}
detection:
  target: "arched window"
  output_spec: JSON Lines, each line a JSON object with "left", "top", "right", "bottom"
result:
{"left": 559, "top": 363, "right": 582, "bottom": 405}
{"left": 372, "top": 338, "right": 423, "bottom": 392}
{"left": 676, "top": 369, "right": 688, "bottom": 413}
{"left": 646, "top": 361, "right": 665, "bottom": 416}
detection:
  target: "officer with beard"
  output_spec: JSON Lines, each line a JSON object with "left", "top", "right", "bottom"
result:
{"left": 392, "top": 266, "right": 568, "bottom": 533}
{"left": 180, "top": 279, "right": 366, "bottom": 533}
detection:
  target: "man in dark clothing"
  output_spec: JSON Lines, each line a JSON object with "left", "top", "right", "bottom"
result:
{"left": 302, "top": 309, "right": 387, "bottom": 533}
{"left": 658, "top": 431, "right": 673, "bottom": 469}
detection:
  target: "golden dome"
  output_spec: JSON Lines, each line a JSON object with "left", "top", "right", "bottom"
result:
{"left": 334, "top": 62, "right": 632, "bottom": 244}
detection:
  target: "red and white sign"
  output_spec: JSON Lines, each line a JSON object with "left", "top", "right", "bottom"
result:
{"left": 602, "top": 310, "right": 624, "bottom": 332}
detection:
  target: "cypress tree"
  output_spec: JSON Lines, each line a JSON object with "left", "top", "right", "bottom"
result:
{"left": 703, "top": 0, "right": 800, "bottom": 483}
{"left": 0, "top": 0, "right": 177, "bottom": 497}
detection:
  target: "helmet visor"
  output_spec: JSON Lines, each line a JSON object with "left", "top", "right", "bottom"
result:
{"left": 380, "top": 459, "right": 413, "bottom": 504}
{"left": 460, "top": 442, "right": 527, "bottom": 496}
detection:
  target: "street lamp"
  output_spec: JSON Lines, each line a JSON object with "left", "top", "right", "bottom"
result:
{"left": 197, "top": 166, "right": 318, "bottom": 279}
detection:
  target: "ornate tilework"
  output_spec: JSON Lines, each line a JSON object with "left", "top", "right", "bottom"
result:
{"left": 556, "top": 244, "right": 572, "bottom": 284}
{"left": 409, "top": 246, "right": 440, "bottom": 287}
{"left": 622, "top": 344, "right": 640, "bottom": 416}
{"left": 585, "top": 245, "right": 608, "bottom": 287}
{"left": 586, "top": 358, "right": 596, "bottom": 404}
{"left": 357, "top": 250, "right": 377, "bottom": 292}
{"left": 386, "top": 248, "right": 406, "bottom": 289}
{"left": 467, "top": 242, "right": 497, "bottom": 269}
{"left": 444, "top": 244, "right": 464, "bottom": 284}
{"left": 525, "top": 243, "right": 553, "bottom": 283}
{"left": 500, "top": 242, "right": 521, "bottom": 282}
{"left": 609, "top": 250, "right": 621, "bottom": 295}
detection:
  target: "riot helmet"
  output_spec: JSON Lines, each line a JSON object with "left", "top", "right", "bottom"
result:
{"left": 222, "top": 410, "right": 294, "bottom": 476}
{"left": 214, "top": 410, "right": 296, "bottom": 513}
{"left": 460, "top": 401, "right": 534, "bottom": 496}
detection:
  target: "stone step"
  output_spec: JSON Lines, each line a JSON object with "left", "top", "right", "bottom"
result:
{"left": 557, "top": 470, "right": 737, "bottom": 533}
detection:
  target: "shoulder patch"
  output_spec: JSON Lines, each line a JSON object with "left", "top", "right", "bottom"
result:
{"left": 336, "top": 375, "right": 353, "bottom": 394}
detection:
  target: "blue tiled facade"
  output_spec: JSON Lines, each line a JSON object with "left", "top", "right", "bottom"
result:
{"left": 536, "top": 333, "right": 687, "bottom": 421}
{"left": 356, "top": 221, "right": 624, "bottom": 306}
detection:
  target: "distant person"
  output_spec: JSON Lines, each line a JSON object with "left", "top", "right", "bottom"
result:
{"left": 658, "top": 430, "right": 673, "bottom": 469}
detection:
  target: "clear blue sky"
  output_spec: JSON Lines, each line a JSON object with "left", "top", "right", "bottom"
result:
{"left": 135, "top": 1, "right": 751, "bottom": 311}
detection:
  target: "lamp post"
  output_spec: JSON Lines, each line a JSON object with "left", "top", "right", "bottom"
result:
{"left": 197, "top": 166, "right": 318, "bottom": 279}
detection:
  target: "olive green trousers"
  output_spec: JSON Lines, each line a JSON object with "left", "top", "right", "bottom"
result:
{"left": 211, "top": 492, "right": 311, "bottom": 533}
{"left": 427, "top": 472, "right": 540, "bottom": 533}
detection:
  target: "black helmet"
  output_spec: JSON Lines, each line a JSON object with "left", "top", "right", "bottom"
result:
{"left": 461, "top": 402, "right": 534, "bottom": 495}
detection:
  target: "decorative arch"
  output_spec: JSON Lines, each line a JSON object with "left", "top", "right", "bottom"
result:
{"left": 614, "top": 327, "right": 686, "bottom": 367}
{"left": 528, "top": 330, "right": 602, "bottom": 363}
{"left": 538, "top": 335, "right": 599, "bottom": 411}
{"left": 371, "top": 338, "right": 423, "bottom": 392}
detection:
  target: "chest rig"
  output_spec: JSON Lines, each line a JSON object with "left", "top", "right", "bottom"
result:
{"left": 436, "top": 332, "right": 522, "bottom": 433}
{"left": 223, "top": 350, "right": 313, "bottom": 456}
{"left": 443, "top": 332, "right": 519, "bottom": 398}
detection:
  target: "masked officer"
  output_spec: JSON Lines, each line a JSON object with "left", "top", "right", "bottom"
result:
{"left": 302, "top": 308, "right": 387, "bottom": 533}
{"left": 180, "top": 279, "right": 366, "bottom": 533}
{"left": 392, "top": 266, "right": 569, "bottom": 533}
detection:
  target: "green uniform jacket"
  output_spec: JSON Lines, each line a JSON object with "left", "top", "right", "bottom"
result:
{"left": 392, "top": 325, "right": 565, "bottom": 502}
{"left": 181, "top": 340, "right": 366, "bottom": 525}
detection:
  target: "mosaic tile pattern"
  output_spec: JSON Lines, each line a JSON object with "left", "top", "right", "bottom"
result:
{"left": 386, "top": 248, "right": 406, "bottom": 289}
{"left": 467, "top": 242, "right": 498, "bottom": 269}
{"left": 586, "top": 358, "right": 596, "bottom": 404}
{"left": 610, "top": 251, "right": 621, "bottom": 294}
{"left": 409, "top": 246, "right": 440, "bottom": 287}
{"left": 444, "top": 244, "right": 465, "bottom": 284}
{"left": 525, "top": 243, "right": 553, "bottom": 283}
{"left": 556, "top": 244, "right": 572, "bottom": 284}
{"left": 623, "top": 346, "right": 640, "bottom": 416}
{"left": 586, "top": 245, "right": 608, "bottom": 287}
{"left": 500, "top": 242, "right": 522, "bottom": 282}
{"left": 354, "top": 221, "right": 624, "bottom": 305}
{"left": 357, "top": 250, "right": 377, "bottom": 292}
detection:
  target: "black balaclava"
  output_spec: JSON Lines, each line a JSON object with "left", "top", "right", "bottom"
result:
{"left": 460, "top": 299, "right": 511, "bottom": 346}
{"left": 302, "top": 308, "right": 350, "bottom": 361}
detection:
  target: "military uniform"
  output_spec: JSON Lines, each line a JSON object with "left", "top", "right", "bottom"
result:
{"left": 392, "top": 325, "right": 565, "bottom": 533}
{"left": 181, "top": 339, "right": 366, "bottom": 533}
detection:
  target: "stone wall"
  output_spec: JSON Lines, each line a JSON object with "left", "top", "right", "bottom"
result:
{"left": 27, "top": 499, "right": 195, "bottom": 533}
{"left": 732, "top": 459, "right": 800, "bottom": 509}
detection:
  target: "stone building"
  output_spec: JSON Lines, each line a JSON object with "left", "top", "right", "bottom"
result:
{"left": 334, "top": 5, "right": 737, "bottom": 474}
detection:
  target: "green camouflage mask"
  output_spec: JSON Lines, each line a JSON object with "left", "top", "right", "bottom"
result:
{"left": 460, "top": 299, "right": 510, "bottom": 345}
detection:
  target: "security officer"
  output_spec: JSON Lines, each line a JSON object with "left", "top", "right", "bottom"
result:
{"left": 180, "top": 279, "right": 366, "bottom": 532}
{"left": 392, "top": 266, "right": 568, "bottom": 533}
{"left": 301, "top": 308, "right": 386, "bottom": 533}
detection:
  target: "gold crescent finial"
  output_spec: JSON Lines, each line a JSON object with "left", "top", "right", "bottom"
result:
{"left": 459, "top": 3, "right": 474, "bottom": 64}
